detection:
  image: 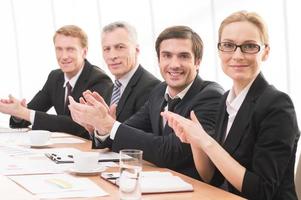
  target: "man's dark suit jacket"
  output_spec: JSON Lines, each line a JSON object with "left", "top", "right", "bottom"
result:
{"left": 211, "top": 73, "right": 300, "bottom": 200}
{"left": 97, "top": 76, "right": 224, "bottom": 179}
{"left": 9, "top": 59, "right": 113, "bottom": 139}
{"left": 92, "top": 65, "right": 160, "bottom": 147}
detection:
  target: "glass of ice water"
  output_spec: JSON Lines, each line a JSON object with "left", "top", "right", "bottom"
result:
{"left": 119, "top": 149, "right": 143, "bottom": 200}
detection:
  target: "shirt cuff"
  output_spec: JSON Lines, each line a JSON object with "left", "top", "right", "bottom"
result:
{"left": 29, "top": 110, "right": 35, "bottom": 125}
{"left": 110, "top": 121, "right": 121, "bottom": 140}
{"left": 94, "top": 129, "right": 110, "bottom": 141}
{"left": 94, "top": 121, "right": 121, "bottom": 141}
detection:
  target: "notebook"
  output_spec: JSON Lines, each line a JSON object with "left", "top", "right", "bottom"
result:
{"left": 101, "top": 171, "right": 193, "bottom": 193}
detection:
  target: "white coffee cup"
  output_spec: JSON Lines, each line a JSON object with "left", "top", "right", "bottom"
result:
{"left": 73, "top": 152, "right": 99, "bottom": 172}
{"left": 28, "top": 130, "right": 51, "bottom": 146}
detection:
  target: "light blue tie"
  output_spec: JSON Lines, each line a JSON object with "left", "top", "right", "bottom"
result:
{"left": 110, "top": 80, "right": 122, "bottom": 105}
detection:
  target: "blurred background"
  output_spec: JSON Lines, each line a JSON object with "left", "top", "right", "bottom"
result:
{"left": 0, "top": 0, "right": 300, "bottom": 158}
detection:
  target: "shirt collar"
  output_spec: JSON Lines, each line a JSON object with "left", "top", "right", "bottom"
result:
{"left": 63, "top": 62, "right": 85, "bottom": 88}
{"left": 226, "top": 79, "right": 255, "bottom": 116}
{"left": 164, "top": 81, "right": 194, "bottom": 101}
{"left": 116, "top": 64, "right": 139, "bottom": 89}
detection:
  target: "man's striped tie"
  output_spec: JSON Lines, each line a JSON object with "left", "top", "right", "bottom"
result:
{"left": 110, "top": 80, "right": 122, "bottom": 105}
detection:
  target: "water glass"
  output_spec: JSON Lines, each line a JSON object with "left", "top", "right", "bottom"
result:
{"left": 119, "top": 149, "right": 143, "bottom": 200}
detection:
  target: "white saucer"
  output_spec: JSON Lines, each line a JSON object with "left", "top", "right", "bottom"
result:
{"left": 68, "top": 166, "right": 106, "bottom": 175}
{"left": 27, "top": 142, "right": 53, "bottom": 147}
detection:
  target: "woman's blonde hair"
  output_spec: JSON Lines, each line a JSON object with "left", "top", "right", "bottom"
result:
{"left": 218, "top": 10, "right": 269, "bottom": 45}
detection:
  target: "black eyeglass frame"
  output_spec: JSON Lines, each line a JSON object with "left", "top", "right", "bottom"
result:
{"left": 217, "top": 42, "right": 267, "bottom": 54}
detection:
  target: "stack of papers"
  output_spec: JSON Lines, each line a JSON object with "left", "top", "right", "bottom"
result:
{"left": 0, "top": 147, "right": 80, "bottom": 175}
{"left": 101, "top": 171, "right": 193, "bottom": 193}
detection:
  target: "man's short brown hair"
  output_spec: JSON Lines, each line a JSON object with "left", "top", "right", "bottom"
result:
{"left": 53, "top": 25, "right": 88, "bottom": 48}
{"left": 155, "top": 26, "right": 203, "bottom": 64}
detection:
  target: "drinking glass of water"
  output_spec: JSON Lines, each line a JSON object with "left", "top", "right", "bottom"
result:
{"left": 119, "top": 149, "right": 143, "bottom": 200}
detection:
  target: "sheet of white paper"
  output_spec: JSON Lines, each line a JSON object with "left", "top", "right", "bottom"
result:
{"left": 0, "top": 145, "right": 36, "bottom": 156}
{"left": 38, "top": 147, "right": 81, "bottom": 155}
{"left": 98, "top": 151, "right": 129, "bottom": 162}
{"left": 2, "top": 136, "right": 85, "bottom": 146}
{"left": 50, "top": 137, "right": 85, "bottom": 144}
{"left": 102, "top": 161, "right": 118, "bottom": 167}
{"left": 0, "top": 147, "right": 80, "bottom": 175}
{"left": 50, "top": 132, "right": 72, "bottom": 138}
{"left": 37, "top": 187, "right": 108, "bottom": 199}
{"left": 0, "top": 132, "right": 84, "bottom": 146}
{"left": 8, "top": 174, "right": 108, "bottom": 197}
{"left": 0, "top": 133, "right": 28, "bottom": 145}
{"left": 0, "top": 157, "right": 64, "bottom": 175}
{"left": 0, "top": 175, "right": 38, "bottom": 200}
{"left": 0, "top": 127, "right": 29, "bottom": 133}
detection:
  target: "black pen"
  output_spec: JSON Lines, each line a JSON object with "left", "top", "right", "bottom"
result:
{"left": 102, "top": 173, "right": 120, "bottom": 180}
{"left": 107, "top": 176, "right": 119, "bottom": 180}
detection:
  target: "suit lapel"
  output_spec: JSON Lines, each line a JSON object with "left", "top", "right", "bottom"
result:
{"left": 162, "top": 76, "right": 204, "bottom": 135}
{"left": 62, "top": 60, "right": 90, "bottom": 115}
{"left": 72, "top": 60, "right": 90, "bottom": 101}
{"left": 173, "top": 76, "right": 204, "bottom": 115}
{"left": 223, "top": 73, "right": 268, "bottom": 154}
{"left": 223, "top": 97, "right": 254, "bottom": 154}
{"left": 116, "top": 65, "right": 143, "bottom": 118}
{"left": 157, "top": 93, "right": 168, "bottom": 136}
{"left": 57, "top": 73, "right": 66, "bottom": 115}
{"left": 148, "top": 83, "right": 167, "bottom": 136}
{"left": 215, "top": 94, "right": 228, "bottom": 144}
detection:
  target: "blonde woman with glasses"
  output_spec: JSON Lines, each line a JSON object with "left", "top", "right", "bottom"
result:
{"left": 162, "top": 11, "right": 300, "bottom": 200}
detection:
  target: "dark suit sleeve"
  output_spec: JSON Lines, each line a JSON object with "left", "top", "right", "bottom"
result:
{"left": 31, "top": 67, "right": 113, "bottom": 139}
{"left": 92, "top": 101, "right": 153, "bottom": 149}
{"left": 112, "top": 83, "right": 223, "bottom": 172}
{"left": 33, "top": 111, "right": 86, "bottom": 134}
{"left": 192, "top": 83, "right": 224, "bottom": 134}
{"left": 132, "top": 72, "right": 160, "bottom": 112}
{"left": 124, "top": 101, "right": 153, "bottom": 131}
{"left": 113, "top": 66, "right": 160, "bottom": 123}
{"left": 9, "top": 71, "right": 55, "bottom": 128}
{"left": 11, "top": 63, "right": 113, "bottom": 139}
{"left": 241, "top": 92, "right": 299, "bottom": 200}
{"left": 88, "top": 70, "right": 113, "bottom": 105}
{"left": 92, "top": 67, "right": 159, "bottom": 148}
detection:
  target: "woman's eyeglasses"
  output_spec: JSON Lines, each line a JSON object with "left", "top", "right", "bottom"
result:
{"left": 218, "top": 42, "right": 267, "bottom": 54}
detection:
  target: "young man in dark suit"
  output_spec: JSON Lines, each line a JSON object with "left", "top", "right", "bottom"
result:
{"left": 85, "top": 22, "right": 160, "bottom": 145}
{"left": 69, "top": 26, "right": 224, "bottom": 179}
{"left": 0, "top": 25, "right": 112, "bottom": 139}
